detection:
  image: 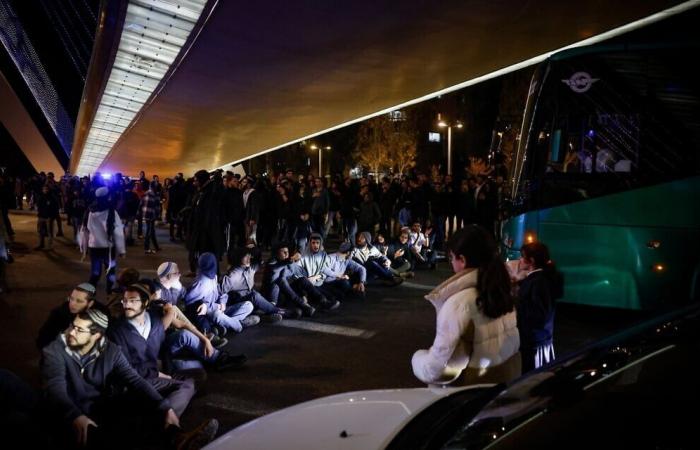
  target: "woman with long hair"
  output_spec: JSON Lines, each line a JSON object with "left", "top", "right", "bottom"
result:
{"left": 412, "top": 225, "right": 520, "bottom": 385}
{"left": 517, "top": 241, "right": 563, "bottom": 372}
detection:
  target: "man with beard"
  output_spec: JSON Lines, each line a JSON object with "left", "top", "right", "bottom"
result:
{"left": 42, "top": 309, "right": 218, "bottom": 449}
{"left": 36, "top": 283, "right": 108, "bottom": 350}
{"left": 297, "top": 233, "right": 340, "bottom": 310}
{"left": 110, "top": 283, "right": 246, "bottom": 397}
{"left": 351, "top": 232, "right": 403, "bottom": 286}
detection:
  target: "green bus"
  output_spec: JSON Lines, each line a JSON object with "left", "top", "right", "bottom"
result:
{"left": 501, "top": 19, "right": 700, "bottom": 310}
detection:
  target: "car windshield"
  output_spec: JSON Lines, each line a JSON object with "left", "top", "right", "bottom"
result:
{"left": 440, "top": 309, "right": 700, "bottom": 449}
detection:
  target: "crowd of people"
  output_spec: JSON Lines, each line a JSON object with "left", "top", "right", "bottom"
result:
{"left": 0, "top": 166, "right": 563, "bottom": 449}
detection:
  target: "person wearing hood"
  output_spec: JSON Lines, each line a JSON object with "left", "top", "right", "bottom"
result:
{"left": 351, "top": 232, "right": 403, "bottom": 286}
{"left": 321, "top": 242, "right": 367, "bottom": 301}
{"left": 412, "top": 225, "right": 520, "bottom": 386}
{"left": 81, "top": 187, "right": 126, "bottom": 295}
{"left": 220, "top": 246, "right": 301, "bottom": 323}
{"left": 184, "top": 253, "right": 258, "bottom": 336}
{"left": 297, "top": 233, "right": 340, "bottom": 310}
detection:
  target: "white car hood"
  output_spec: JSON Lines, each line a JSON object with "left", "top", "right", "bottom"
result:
{"left": 205, "top": 386, "right": 483, "bottom": 450}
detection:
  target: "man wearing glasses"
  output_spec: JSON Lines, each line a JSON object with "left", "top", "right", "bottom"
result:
{"left": 36, "top": 283, "right": 108, "bottom": 350}
{"left": 41, "top": 308, "right": 217, "bottom": 448}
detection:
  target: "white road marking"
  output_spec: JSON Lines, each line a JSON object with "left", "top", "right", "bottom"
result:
{"left": 401, "top": 281, "right": 435, "bottom": 290}
{"left": 201, "top": 394, "right": 276, "bottom": 416}
{"left": 278, "top": 320, "right": 376, "bottom": 339}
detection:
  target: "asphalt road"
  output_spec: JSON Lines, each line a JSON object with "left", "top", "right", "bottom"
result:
{"left": 0, "top": 210, "right": 649, "bottom": 437}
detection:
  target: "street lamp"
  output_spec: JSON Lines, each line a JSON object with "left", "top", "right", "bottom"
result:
{"left": 310, "top": 144, "right": 332, "bottom": 177}
{"left": 437, "top": 115, "right": 463, "bottom": 176}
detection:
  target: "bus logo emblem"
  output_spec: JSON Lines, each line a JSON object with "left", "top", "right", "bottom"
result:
{"left": 562, "top": 72, "right": 599, "bottom": 93}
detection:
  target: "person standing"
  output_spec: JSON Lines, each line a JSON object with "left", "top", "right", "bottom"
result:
{"left": 516, "top": 242, "right": 563, "bottom": 373}
{"left": 81, "top": 187, "right": 126, "bottom": 295}
{"left": 412, "top": 225, "right": 520, "bottom": 386}
{"left": 140, "top": 181, "right": 162, "bottom": 254}
{"left": 35, "top": 184, "right": 59, "bottom": 250}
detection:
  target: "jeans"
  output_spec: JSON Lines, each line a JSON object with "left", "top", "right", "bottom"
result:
{"left": 208, "top": 301, "right": 254, "bottom": 333}
{"left": 266, "top": 277, "right": 305, "bottom": 307}
{"left": 362, "top": 259, "right": 394, "bottom": 281}
{"left": 233, "top": 290, "right": 279, "bottom": 314}
{"left": 164, "top": 329, "right": 219, "bottom": 372}
{"left": 89, "top": 247, "right": 117, "bottom": 294}
{"left": 342, "top": 217, "right": 357, "bottom": 243}
{"left": 291, "top": 277, "right": 326, "bottom": 304}
{"left": 321, "top": 279, "right": 353, "bottom": 300}
{"left": 147, "top": 376, "right": 195, "bottom": 418}
{"left": 144, "top": 219, "right": 159, "bottom": 251}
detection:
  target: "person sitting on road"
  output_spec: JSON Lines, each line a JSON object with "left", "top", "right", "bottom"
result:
{"left": 41, "top": 308, "right": 218, "bottom": 449}
{"left": 386, "top": 228, "right": 415, "bottom": 278}
{"left": 351, "top": 232, "right": 403, "bottom": 286}
{"left": 296, "top": 233, "right": 340, "bottom": 310}
{"left": 36, "top": 283, "right": 109, "bottom": 351}
{"left": 408, "top": 221, "right": 436, "bottom": 269}
{"left": 154, "top": 262, "right": 186, "bottom": 307}
{"left": 220, "top": 245, "right": 301, "bottom": 323}
{"left": 109, "top": 282, "right": 245, "bottom": 389}
{"left": 412, "top": 225, "right": 521, "bottom": 386}
{"left": 322, "top": 242, "right": 367, "bottom": 301}
{"left": 262, "top": 242, "right": 317, "bottom": 317}
{"left": 184, "top": 253, "right": 258, "bottom": 339}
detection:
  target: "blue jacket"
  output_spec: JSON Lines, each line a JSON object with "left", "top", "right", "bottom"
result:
{"left": 220, "top": 264, "right": 259, "bottom": 296}
{"left": 108, "top": 310, "right": 165, "bottom": 380}
{"left": 41, "top": 335, "right": 170, "bottom": 423}
{"left": 185, "top": 253, "right": 228, "bottom": 308}
{"left": 323, "top": 254, "right": 367, "bottom": 283}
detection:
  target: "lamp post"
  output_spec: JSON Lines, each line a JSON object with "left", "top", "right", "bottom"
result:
{"left": 310, "top": 144, "right": 332, "bottom": 177}
{"left": 437, "top": 115, "right": 463, "bottom": 176}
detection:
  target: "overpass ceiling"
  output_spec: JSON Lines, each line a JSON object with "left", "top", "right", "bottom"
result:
{"left": 92, "top": 0, "right": 692, "bottom": 176}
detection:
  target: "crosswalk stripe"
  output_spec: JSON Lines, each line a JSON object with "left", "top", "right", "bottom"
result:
{"left": 278, "top": 319, "right": 376, "bottom": 339}
{"left": 401, "top": 281, "right": 435, "bottom": 290}
{"left": 201, "top": 394, "right": 276, "bottom": 416}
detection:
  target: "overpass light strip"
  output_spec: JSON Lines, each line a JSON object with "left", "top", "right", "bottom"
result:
{"left": 76, "top": 0, "right": 208, "bottom": 176}
{"left": 215, "top": 0, "right": 700, "bottom": 171}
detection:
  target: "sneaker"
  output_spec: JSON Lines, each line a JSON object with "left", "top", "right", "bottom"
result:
{"left": 240, "top": 315, "right": 261, "bottom": 328}
{"left": 320, "top": 298, "right": 341, "bottom": 310}
{"left": 301, "top": 303, "right": 316, "bottom": 317}
{"left": 279, "top": 308, "right": 302, "bottom": 319}
{"left": 214, "top": 352, "right": 247, "bottom": 371}
{"left": 400, "top": 271, "right": 415, "bottom": 279}
{"left": 175, "top": 418, "right": 219, "bottom": 450}
{"left": 261, "top": 313, "right": 283, "bottom": 323}
{"left": 210, "top": 335, "right": 228, "bottom": 349}
{"left": 212, "top": 325, "right": 227, "bottom": 338}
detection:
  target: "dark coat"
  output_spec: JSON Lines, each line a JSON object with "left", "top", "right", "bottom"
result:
{"left": 517, "top": 270, "right": 563, "bottom": 348}
{"left": 186, "top": 178, "right": 226, "bottom": 258}
{"left": 108, "top": 311, "right": 165, "bottom": 380}
{"left": 41, "top": 336, "right": 170, "bottom": 423}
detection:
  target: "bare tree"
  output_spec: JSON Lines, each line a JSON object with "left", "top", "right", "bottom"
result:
{"left": 354, "top": 116, "right": 392, "bottom": 176}
{"left": 388, "top": 117, "right": 418, "bottom": 175}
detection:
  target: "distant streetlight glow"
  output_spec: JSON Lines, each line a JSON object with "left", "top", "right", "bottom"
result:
{"left": 310, "top": 143, "right": 331, "bottom": 176}
{"left": 437, "top": 115, "right": 463, "bottom": 175}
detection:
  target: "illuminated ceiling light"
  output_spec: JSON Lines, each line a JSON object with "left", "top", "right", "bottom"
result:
{"left": 214, "top": 0, "right": 700, "bottom": 171}
{"left": 75, "top": 0, "right": 209, "bottom": 175}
